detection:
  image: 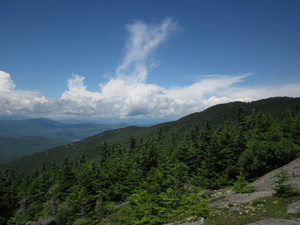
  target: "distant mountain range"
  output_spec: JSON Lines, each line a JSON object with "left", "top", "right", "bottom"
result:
{"left": 0, "top": 118, "right": 130, "bottom": 141}
{"left": 0, "top": 118, "right": 130, "bottom": 162}
{"left": 1, "top": 96, "right": 299, "bottom": 175}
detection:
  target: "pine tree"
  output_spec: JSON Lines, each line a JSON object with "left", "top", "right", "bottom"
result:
{"left": 56, "top": 158, "right": 75, "bottom": 200}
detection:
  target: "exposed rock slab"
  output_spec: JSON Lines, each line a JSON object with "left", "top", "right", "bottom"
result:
{"left": 209, "top": 191, "right": 274, "bottom": 208}
{"left": 287, "top": 200, "right": 300, "bottom": 214}
{"left": 209, "top": 157, "right": 300, "bottom": 209}
{"left": 252, "top": 157, "right": 300, "bottom": 192}
{"left": 164, "top": 221, "right": 204, "bottom": 225}
{"left": 245, "top": 218, "right": 300, "bottom": 225}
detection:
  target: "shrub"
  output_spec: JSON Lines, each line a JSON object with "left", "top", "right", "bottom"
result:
{"left": 232, "top": 176, "right": 255, "bottom": 193}
{"left": 273, "top": 169, "right": 300, "bottom": 198}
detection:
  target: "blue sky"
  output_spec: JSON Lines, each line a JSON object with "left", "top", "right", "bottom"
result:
{"left": 0, "top": 0, "right": 299, "bottom": 119}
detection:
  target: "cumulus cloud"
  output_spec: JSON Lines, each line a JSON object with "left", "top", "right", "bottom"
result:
{"left": 0, "top": 71, "right": 48, "bottom": 116}
{"left": 61, "top": 74, "right": 103, "bottom": 102}
{"left": 0, "top": 71, "right": 16, "bottom": 92}
{"left": 1, "top": 70, "right": 299, "bottom": 118}
{"left": 1, "top": 18, "right": 299, "bottom": 119}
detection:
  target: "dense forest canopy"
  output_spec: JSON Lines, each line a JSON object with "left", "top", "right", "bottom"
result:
{"left": 0, "top": 97, "right": 299, "bottom": 224}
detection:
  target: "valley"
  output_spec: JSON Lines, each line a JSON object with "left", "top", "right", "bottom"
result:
{"left": 0, "top": 118, "right": 129, "bottom": 162}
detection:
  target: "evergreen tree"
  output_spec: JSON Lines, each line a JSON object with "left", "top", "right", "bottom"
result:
{"left": 56, "top": 158, "right": 75, "bottom": 200}
{"left": 239, "top": 114, "right": 299, "bottom": 179}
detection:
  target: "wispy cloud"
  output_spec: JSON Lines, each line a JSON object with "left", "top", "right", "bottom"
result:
{"left": 0, "top": 18, "right": 299, "bottom": 119}
{"left": 116, "top": 18, "right": 177, "bottom": 83}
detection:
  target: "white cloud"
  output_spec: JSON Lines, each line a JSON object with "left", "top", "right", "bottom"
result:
{"left": 0, "top": 18, "right": 299, "bottom": 119}
{"left": 116, "top": 18, "right": 177, "bottom": 83}
{"left": 165, "top": 74, "right": 251, "bottom": 100}
{"left": 1, "top": 69, "right": 299, "bottom": 118}
{"left": 61, "top": 74, "right": 103, "bottom": 102}
{"left": 225, "top": 83, "right": 300, "bottom": 100}
{"left": 0, "top": 71, "right": 48, "bottom": 115}
{"left": 0, "top": 71, "right": 16, "bottom": 92}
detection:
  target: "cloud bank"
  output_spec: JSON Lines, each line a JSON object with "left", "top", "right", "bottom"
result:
{"left": 1, "top": 18, "right": 299, "bottom": 119}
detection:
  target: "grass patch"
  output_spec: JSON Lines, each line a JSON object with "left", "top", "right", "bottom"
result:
{"left": 205, "top": 195, "right": 300, "bottom": 225}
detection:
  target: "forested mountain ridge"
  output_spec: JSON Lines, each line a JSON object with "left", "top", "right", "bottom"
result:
{"left": 0, "top": 96, "right": 299, "bottom": 225}
{"left": 0, "top": 97, "right": 299, "bottom": 177}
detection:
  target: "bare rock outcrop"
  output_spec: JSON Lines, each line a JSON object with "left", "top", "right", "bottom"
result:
{"left": 245, "top": 218, "right": 300, "bottom": 225}
{"left": 210, "top": 157, "right": 300, "bottom": 209}
{"left": 287, "top": 200, "right": 300, "bottom": 214}
{"left": 252, "top": 157, "right": 300, "bottom": 192}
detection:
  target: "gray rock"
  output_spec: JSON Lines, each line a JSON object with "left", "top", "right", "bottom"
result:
{"left": 25, "top": 222, "right": 40, "bottom": 225}
{"left": 252, "top": 157, "right": 300, "bottom": 192}
{"left": 164, "top": 222, "right": 204, "bottom": 225}
{"left": 287, "top": 200, "right": 300, "bottom": 214}
{"left": 246, "top": 218, "right": 300, "bottom": 225}
{"left": 209, "top": 157, "right": 300, "bottom": 210}
{"left": 179, "top": 222, "right": 204, "bottom": 225}
{"left": 164, "top": 221, "right": 204, "bottom": 225}
{"left": 210, "top": 191, "right": 274, "bottom": 208}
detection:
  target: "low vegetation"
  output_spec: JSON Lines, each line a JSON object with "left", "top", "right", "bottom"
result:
{"left": 273, "top": 169, "right": 300, "bottom": 198}
{"left": 206, "top": 195, "right": 300, "bottom": 225}
{"left": 232, "top": 176, "right": 255, "bottom": 193}
{"left": 208, "top": 168, "right": 300, "bottom": 225}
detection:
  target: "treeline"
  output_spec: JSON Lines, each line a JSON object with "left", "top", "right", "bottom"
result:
{"left": 1, "top": 105, "right": 300, "bottom": 224}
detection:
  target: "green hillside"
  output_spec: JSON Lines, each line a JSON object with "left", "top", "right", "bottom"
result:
{"left": 0, "top": 96, "right": 299, "bottom": 225}
{"left": 0, "top": 136, "right": 66, "bottom": 162}
{"left": 1, "top": 97, "right": 299, "bottom": 177}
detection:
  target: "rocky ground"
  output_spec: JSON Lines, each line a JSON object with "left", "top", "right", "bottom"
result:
{"left": 246, "top": 218, "right": 300, "bottom": 225}
{"left": 208, "top": 157, "right": 300, "bottom": 224}
{"left": 166, "top": 157, "right": 300, "bottom": 225}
